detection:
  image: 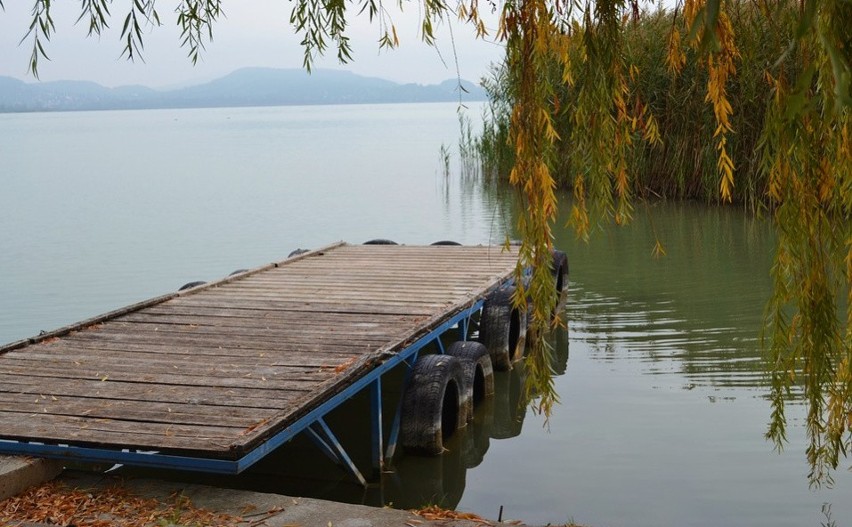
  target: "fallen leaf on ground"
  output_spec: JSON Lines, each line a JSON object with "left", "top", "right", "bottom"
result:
{"left": 411, "top": 505, "right": 493, "bottom": 524}
{"left": 0, "top": 480, "right": 242, "bottom": 527}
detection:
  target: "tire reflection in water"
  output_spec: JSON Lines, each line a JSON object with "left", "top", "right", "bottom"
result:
{"left": 383, "top": 323, "right": 570, "bottom": 511}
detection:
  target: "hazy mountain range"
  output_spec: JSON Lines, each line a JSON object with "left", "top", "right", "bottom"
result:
{"left": 0, "top": 68, "right": 487, "bottom": 113}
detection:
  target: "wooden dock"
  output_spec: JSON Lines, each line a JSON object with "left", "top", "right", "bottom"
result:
{"left": 0, "top": 242, "right": 519, "bottom": 472}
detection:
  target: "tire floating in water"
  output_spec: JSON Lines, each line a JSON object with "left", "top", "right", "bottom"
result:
{"left": 363, "top": 239, "right": 398, "bottom": 245}
{"left": 430, "top": 240, "right": 462, "bottom": 246}
{"left": 288, "top": 248, "right": 310, "bottom": 258}
{"left": 178, "top": 281, "right": 206, "bottom": 291}
{"left": 479, "top": 285, "right": 527, "bottom": 371}
{"left": 401, "top": 354, "right": 467, "bottom": 455}
{"left": 229, "top": 269, "right": 248, "bottom": 276}
{"left": 445, "top": 341, "right": 494, "bottom": 422}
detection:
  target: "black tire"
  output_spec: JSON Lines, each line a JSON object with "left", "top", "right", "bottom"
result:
{"left": 479, "top": 285, "right": 527, "bottom": 371}
{"left": 288, "top": 248, "right": 309, "bottom": 258}
{"left": 401, "top": 354, "right": 467, "bottom": 455}
{"left": 550, "top": 249, "right": 569, "bottom": 319}
{"left": 445, "top": 341, "right": 494, "bottom": 423}
{"left": 363, "top": 239, "right": 398, "bottom": 245}
{"left": 430, "top": 240, "right": 462, "bottom": 246}
{"left": 178, "top": 281, "right": 206, "bottom": 291}
{"left": 229, "top": 269, "right": 249, "bottom": 277}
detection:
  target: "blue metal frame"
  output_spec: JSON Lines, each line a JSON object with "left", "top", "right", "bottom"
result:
{"left": 0, "top": 299, "right": 487, "bottom": 482}
{"left": 369, "top": 378, "right": 383, "bottom": 474}
{"left": 306, "top": 418, "right": 367, "bottom": 486}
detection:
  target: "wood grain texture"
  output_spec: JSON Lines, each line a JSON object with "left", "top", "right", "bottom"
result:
{"left": 0, "top": 244, "right": 518, "bottom": 460}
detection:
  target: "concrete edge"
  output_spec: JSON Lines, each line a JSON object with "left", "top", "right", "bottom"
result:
{"left": 58, "top": 471, "right": 501, "bottom": 527}
{"left": 0, "top": 456, "right": 63, "bottom": 502}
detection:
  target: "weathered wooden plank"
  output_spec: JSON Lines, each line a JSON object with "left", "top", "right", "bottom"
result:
{"left": 168, "top": 298, "right": 439, "bottom": 316}
{"left": 0, "top": 356, "right": 342, "bottom": 383}
{"left": 0, "top": 363, "right": 334, "bottom": 391}
{"left": 61, "top": 330, "right": 390, "bottom": 351}
{"left": 177, "top": 291, "right": 458, "bottom": 306}
{"left": 0, "top": 375, "right": 310, "bottom": 408}
{"left": 101, "top": 319, "right": 403, "bottom": 339}
{"left": 120, "top": 311, "right": 420, "bottom": 328}
{"left": 0, "top": 411, "right": 243, "bottom": 454}
{"left": 0, "top": 392, "right": 268, "bottom": 428}
{"left": 3, "top": 348, "right": 359, "bottom": 372}
{"left": 203, "top": 288, "right": 475, "bottom": 302}
{"left": 227, "top": 272, "right": 508, "bottom": 284}
{"left": 220, "top": 276, "right": 486, "bottom": 287}
{"left": 19, "top": 340, "right": 371, "bottom": 364}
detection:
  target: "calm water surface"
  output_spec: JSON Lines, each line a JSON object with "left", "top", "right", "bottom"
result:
{"left": 0, "top": 104, "right": 849, "bottom": 526}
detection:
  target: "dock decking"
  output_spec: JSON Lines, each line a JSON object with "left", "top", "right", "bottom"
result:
{"left": 0, "top": 242, "right": 519, "bottom": 473}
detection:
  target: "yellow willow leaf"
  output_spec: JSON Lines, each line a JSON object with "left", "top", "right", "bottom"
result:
{"left": 629, "top": 64, "right": 640, "bottom": 81}
{"left": 644, "top": 113, "right": 663, "bottom": 146}
{"left": 769, "top": 175, "right": 782, "bottom": 202}
{"left": 616, "top": 169, "right": 629, "bottom": 197}
{"left": 652, "top": 239, "right": 667, "bottom": 258}
{"left": 720, "top": 174, "right": 734, "bottom": 201}
{"left": 818, "top": 160, "right": 834, "bottom": 202}
{"left": 570, "top": 205, "right": 590, "bottom": 240}
{"left": 476, "top": 20, "right": 488, "bottom": 38}
{"left": 563, "top": 66, "right": 574, "bottom": 87}
{"left": 718, "top": 148, "right": 733, "bottom": 167}
{"left": 666, "top": 30, "right": 686, "bottom": 75}
{"left": 496, "top": 15, "right": 508, "bottom": 41}
{"left": 509, "top": 167, "right": 521, "bottom": 186}
{"left": 846, "top": 242, "right": 852, "bottom": 310}
{"left": 544, "top": 116, "right": 560, "bottom": 142}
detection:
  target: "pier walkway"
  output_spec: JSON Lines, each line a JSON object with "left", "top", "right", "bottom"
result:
{"left": 0, "top": 242, "right": 519, "bottom": 481}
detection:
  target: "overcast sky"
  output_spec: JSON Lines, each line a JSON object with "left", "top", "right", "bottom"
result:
{"left": 0, "top": 1, "right": 505, "bottom": 88}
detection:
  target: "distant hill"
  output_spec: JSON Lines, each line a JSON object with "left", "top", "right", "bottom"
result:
{"left": 0, "top": 68, "right": 486, "bottom": 113}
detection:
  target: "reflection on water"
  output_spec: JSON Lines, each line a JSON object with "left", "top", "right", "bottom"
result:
{"left": 562, "top": 201, "right": 774, "bottom": 390}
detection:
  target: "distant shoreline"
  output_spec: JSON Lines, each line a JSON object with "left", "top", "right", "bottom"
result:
{"left": 0, "top": 98, "right": 484, "bottom": 115}
{"left": 0, "top": 67, "right": 486, "bottom": 114}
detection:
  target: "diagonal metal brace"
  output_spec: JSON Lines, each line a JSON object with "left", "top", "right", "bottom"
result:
{"left": 306, "top": 418, "right": 367, "bottom": 487}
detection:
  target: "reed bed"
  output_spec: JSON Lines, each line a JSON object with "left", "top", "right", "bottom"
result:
{"left": 471, "top": 2, "right": 800, "bottom": 209}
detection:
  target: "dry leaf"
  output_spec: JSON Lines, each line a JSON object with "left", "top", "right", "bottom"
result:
{"left": 411, "top": 505, "right": 493, "bottom": 524}
{"left": 0, "top": 480, "right": 241, "bottom": 527}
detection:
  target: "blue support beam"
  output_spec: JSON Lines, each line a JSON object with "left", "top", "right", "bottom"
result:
{"left": 0, "top": 441, "right": 240, "bottom": 474}
{"left": 304, "top": 426, "right": 341, "bottom": 466}
{"left": 370, "top": 378, "right": 384, "bottom": 474}
{"left": 384, "top": 352, "right": 420, "bottom": 461}
{"left": 314, "top": 418, "right": 366, "bottom": 487}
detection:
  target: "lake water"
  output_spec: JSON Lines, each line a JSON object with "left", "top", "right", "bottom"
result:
{"left": 1, "top": 103, "right": 849, "bottom": 526}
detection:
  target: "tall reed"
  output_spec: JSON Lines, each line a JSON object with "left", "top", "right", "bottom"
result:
{"left": 473, "top": 2, "right": 800, "bottom": 209}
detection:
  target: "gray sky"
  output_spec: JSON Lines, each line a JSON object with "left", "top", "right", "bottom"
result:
{"left": 0, "top": 1, "right": 505, "bottom": 88}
